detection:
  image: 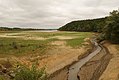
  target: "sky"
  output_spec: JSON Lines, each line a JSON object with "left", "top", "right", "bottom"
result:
{"left": 0, "top": 0, "right": 119, "bottom": 29}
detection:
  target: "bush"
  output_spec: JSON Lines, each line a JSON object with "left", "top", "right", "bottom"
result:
{"left": 0, "top": 75, "right": 5, "bottom": 80}
{"left": 12, "top": 42, "right": 18, "bottom": 49}
{"left": 97, "top": 33, "right": 105, "bottom": 43}
{"left": 14, "top": 63, "right": 47, "bottom": 80}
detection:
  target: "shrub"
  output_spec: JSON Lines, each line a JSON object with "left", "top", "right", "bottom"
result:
{"left": 97, "top": 33, "right": 105, "bottom": 43}
{"left": 12, "top": 42, "right": 18, "bottom": 49}
{"left": 0, "top": 75, "right": 5, "bottom": 80}
{"left": 14, "top": 63, "right": 47, "bottom": 80}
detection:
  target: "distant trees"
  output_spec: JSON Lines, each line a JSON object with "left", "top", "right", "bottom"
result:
{"left": 58, "top": 18, "right": 107, "bottom": 32}
{"left": 0, "top": 27, "right": 13, "bottom": 31}
{"left": 0, "top": 27, "right": 56, "bottom": 31}
{"left": 0, "top": 27, "right": 24, "bottom": 31}
{"left": 58, "top": 9, "right": 119, "bottom": 44}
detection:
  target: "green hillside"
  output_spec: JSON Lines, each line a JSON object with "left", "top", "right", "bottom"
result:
{"left": 59, "top": 10, "right": 119, "bottom": 44}
{"left": 59, "top": 17, "right": 107, "bottom": 32}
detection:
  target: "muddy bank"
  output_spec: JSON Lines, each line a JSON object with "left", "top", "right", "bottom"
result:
{"left": 99, "top": 42, "right": 119, "bottom": 80}
{"left": 78, "top": 45, "right": 112, "bottom": 80}
{"left": 49, "top": 43, "right": 94, "bottom": 80}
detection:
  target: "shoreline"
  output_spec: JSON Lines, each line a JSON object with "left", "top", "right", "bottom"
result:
{"left": 78, "top": 43, "right": 112, "bottom": 80}
{"left": 49, "top": 41, "right": 94, "bottom": 80}
{"left": 49, "top": 41, "right": 112, "bottom": 80}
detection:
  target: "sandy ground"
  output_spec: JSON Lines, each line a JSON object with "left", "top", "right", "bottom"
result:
{"left": 78, "top": 41, "right": 119, "bottom": 80}
{"left": 0, "top": 32, "right": 92, "bottom": 79}
{"left": 38, "top": 41, "right": 88, "bottom": 74}
{"left": 78, "top": 42, "right": 112, "bottom": 80}
{"left": 1, "top": 32, "right": 118, "bottom": 80}
{"left": 49, "top": 67, "right": 68, "bottom": 80}
{"left": 9, "top": 40, "right": 90, "bottom": 76}
{"left": 99, "top": 42, "right": 119, "bottom": 80}
{"left": 0, "top": 32, "right": 46, "bottom": 40}
{"left": 0, "top": 32, "right": 78, "bottom": 40}
{"left": 49, "top": 40, "right": 91, "bottom": 80}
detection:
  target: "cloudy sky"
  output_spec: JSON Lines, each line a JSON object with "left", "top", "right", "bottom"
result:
{"left": 0, "top": 0, "right": 119, "bottom": 29}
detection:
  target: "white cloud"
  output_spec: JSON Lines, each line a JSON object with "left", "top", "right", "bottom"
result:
{"left": 0, "top": 0, "right": 119, "bottom": 29}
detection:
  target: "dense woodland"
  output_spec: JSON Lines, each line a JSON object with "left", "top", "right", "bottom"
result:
{"left": 59, "top": 10, "right": 119, "bottom": 43}
{"left": 59, "top": 17, "right": 107, "bottom": 32}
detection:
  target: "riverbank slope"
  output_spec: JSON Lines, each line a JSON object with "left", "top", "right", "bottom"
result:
{"left": 78, "top": 41, "right": 119, "bottom": 80}
{"left": 99, "top": 42, "right": 119, "bottom": 80}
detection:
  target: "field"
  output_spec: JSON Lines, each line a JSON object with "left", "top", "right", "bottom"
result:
{"left": 0, "top": 31, "right": 92, "bottom": 75}
{"left": 0, "top": 31, "right": 92, "bottom": 56}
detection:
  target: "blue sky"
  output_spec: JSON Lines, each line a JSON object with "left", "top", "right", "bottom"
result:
{"left": 0, "top": 0, "right": 119, "bottom": 29}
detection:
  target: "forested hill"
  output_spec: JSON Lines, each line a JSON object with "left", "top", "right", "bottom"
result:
{"left": 58, "top": 17, "right": 107, "bottom": 32}
{"left": 59, "top": 10, "right": 119, "bottom": 44}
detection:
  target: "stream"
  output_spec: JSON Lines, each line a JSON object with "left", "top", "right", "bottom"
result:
{"left": 67, "top": 39, "right": 102, "bottom": 80}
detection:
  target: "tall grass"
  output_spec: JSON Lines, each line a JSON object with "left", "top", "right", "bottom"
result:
{"left": 0, "top": 38, "right": 49, "bottom": 56}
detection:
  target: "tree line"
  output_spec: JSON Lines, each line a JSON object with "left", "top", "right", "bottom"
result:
{"left": 59, "top": 17, "right": 107, "bottom": 32}
{"left": 0, "top": 27, "right": 56, "bottom": 31}
{"left": 58, "top": 10, "right": 119, "bottom": 44}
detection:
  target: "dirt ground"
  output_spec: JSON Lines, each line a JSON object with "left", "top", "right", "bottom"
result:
{"left": 38, "top": 41, "right": 89, "bottom": 74}
{"left": 11, "top": 40, "right": 90, "bottom": 77}
{"left": 78, "top": 41, "right": 119, "bottom": 80}
{"left": 78, "top": 43, "right": 112, "bottom": 80}
{"left": 0, "top": 32, "right": 92, "bottom": 79}
{"left": 99, "top": 42, "right": 119, "bottom": 80}
{"left": 0, "top": 32, "right": 78, "bottom": 40}
{"left": 0, "top": 32, "right": 46, "bottom": 40}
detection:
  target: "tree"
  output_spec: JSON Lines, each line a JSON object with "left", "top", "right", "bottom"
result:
{"left": 58, "top": 18, "right": 106, "bottom": 32}
{"left": 104, "top": 10, "right": 119, "bottom": 43}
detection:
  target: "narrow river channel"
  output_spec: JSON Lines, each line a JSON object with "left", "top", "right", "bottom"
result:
{"left": 67, "top": 39, "right": 102, "bottom": 80}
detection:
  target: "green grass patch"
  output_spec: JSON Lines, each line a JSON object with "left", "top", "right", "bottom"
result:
{"left": 32, "top": 32, "right": 92, "bottom": 38}
{"left": 0, "top": 31, "right": 92, "bottom": 56}
{"left": 0, "top": 37, "right": 57, "bottom": 56}
{"left": 65, "top": 32, "right": 92, "bottom": 48}
{"left": 66, "top": 38, "right": 84, "bottom": 48}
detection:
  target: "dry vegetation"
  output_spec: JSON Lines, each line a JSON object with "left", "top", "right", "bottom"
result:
{"left": 0, "top": 31, "right": 92, "bottom": 78}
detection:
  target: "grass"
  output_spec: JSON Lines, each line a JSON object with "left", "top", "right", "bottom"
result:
{"left": 0, "top": 75, "right": 5, "bottom": 80}
{"left": 65, "top": 32, "right": 92, "bottom": 48}
{"left": 14, "top": 63, "right": 47, "bottom": 80}
{"left": 66, "top": 37, "right": 84, "bottom": 48}
{"left": 0, "top": 60, "right": 47, "bottom": 80}
{"left": 0, "top": 31, "right": 21, "bottom": 34}
{"left": 0, "top": 37, "right": 57, "bottom": 56}
{"left": 10, "top": 31, "right": 90, "bottom": 38}
{"left": 0, "top": 31, "right": 92, "bottom": 80}
{"left": 0, "top": 31, "right": 92, "bottom": 56}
